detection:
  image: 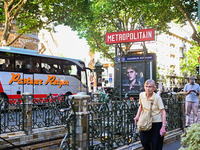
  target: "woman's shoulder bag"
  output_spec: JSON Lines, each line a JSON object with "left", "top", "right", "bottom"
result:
{"left": 137, "top": 100, "right": 154, "bottom": 131}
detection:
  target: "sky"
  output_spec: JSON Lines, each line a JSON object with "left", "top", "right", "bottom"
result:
{"left": 39, "top": 25, "right": 90, "bottom": 65}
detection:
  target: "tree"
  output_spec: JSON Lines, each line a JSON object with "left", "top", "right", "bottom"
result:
{"left": 0, "top": 0, "right": 90, "bottom": 46}
{"left": 65, "top": 0, "right": 179, "bottom": 62}
{"left": 181, "top": 42, "right": 200, "bottom": 76}
{"left": 64, "top": 0, "right": 199, "bottom": 62}
{"left": 1, "top": 0, "right": 199, "bottom": 62}
{"left": 170, "top": 0, "right": 199, "bottom": 45}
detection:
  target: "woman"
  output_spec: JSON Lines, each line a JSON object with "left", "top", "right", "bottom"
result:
{"left": 134, "top": 79, "right": 166, "bottom": 150}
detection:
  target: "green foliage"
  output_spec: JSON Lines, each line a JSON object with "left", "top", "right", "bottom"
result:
{"left": 1, "top": 0, "right": 90, "bottom": 45}
{"left": 64, "top": 0, "right": 199, "bottom": 61}
{"left": 65, "top": 1, "right": 173, "bottom": 61}
{"left": 157, "top": 66, "right": 161, "bottom": 80}
{"left": 1, "top": 0, "right": 199, "bottom": 61}
{"left": 179, "top": 123, "right": 200, "bottom": 150}
{"left": 180, "top": 43, "right": 200, "bottom": 76}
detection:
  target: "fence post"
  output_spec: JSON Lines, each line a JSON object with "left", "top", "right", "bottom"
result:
{"left": 180, "top": 94, "right": 186, "bottom": 129}
{"left": 22, "top": 93, "right": 33, "bottom": 135}
{"left": 69, "top": 93, "right": 90, "bottom": 149}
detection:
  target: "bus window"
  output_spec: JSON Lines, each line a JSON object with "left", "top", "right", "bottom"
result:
{"left": 41, "top": 62, "right": 49, "bottom": 73}
{"left": 15, "top": 55, "right": 30, "bottom": 73}
{"left": 30, "top": 58, "right": 40, "bottom": 73}
{"left": 49, "top": 64, "right": 61, "bottom": 74}
{"left": 81, "top": 70, "right": 87, "bottom": 86}
{"left": 0, "top": 52, "right": 14, "bottom": 71}
{"left": 41, "top": 58, "right": 62, "bottom": 74}
{"left": 70, "top": 65, "right": 77, "bottom": 76}
{"left": 62, "top": 61, "right": 81, "bottom": 79}
{"left": 63, "top": 61, "right": 71, "bottom": 75}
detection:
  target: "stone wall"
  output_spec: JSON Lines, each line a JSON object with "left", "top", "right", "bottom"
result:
{"left": 0, "top": 27, "right": 39, "bottom": 51}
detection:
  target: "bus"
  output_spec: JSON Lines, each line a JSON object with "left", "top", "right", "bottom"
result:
{"left": 0, "top": 47, "right": 91, "bottom": 109}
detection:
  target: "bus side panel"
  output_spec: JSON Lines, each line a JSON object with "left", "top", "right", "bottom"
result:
{"left": 0, "top": 72, "right": 23, "bottom": 99}
{"left": 33, "top": 74, "right": 81, "bottom": 98}
{"left": 23, "top": 74, "right": 34, "bottom": 93}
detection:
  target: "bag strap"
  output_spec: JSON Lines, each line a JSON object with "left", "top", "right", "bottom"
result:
{"left": 149, "top": 100, "right": 154, "bottom": 117}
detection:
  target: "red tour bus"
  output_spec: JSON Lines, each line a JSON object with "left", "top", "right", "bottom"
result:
{"left": 0, "top": 47, "right": 90, "bottom": 109}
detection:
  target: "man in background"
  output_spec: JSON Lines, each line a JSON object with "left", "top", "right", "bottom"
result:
{"left": 183, "top": 76, "right": 199, "bottom": 127}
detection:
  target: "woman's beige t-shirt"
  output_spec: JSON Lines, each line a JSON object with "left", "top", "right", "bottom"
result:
{"left": 139, "top": 92, "right": 165, "bottom": 123}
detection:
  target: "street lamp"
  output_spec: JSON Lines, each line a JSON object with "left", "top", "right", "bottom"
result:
{"left": 94, "top": 61, "right": 104, "bottom": 90}
{"left": 115, "top": 18, "right": 123, "bottom": 99}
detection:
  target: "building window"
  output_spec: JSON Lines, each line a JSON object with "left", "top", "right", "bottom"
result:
{"left": 180, "top": 47, "right": 185, "bottom": 58}
{"left": 170, "top": 43, "right": 175, "bottom": 48}
{"left": 170, "top": 54, "right": 175, "bottom": 58}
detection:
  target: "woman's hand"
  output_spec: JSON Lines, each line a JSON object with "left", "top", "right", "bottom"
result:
{"left": 160, "top": 126, "right": 166, "bottom": 136}
{"left": 134, "top": 116, "right": 139, "bottom": 124}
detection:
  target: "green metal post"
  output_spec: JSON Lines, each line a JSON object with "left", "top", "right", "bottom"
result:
{"left": 119, "top": 43, "right": 122, "bottom": 100}
{"left": 198, "top": 0, "right": 200, "bottom": 20}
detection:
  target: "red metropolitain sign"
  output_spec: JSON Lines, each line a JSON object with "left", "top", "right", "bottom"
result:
{"left": 105, "top": 28, "right": 155, "bottom": 44}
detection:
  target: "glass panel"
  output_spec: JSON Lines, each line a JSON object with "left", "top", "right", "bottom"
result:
{"left": 70, "top": 65, "right": 77, "bottom": 76}
{"left": 30, "top": 57, "right": 41, "bottom": 73}
{"left": 41, "top": 58, "right": 62, "bottom": 74}
{"left": 15, "top": 55, "right": 30, "bottom": 73}
{"left": 81, "top": 70, "right": 87, "bottom": 86}
{"left": 0, "top": 52, "right": 14, "bottom": 71}
{"left": 63, "top": 61, "right": 71, "bottom": 75}
{"left": 62, "top": 60, "right": 81, "bottom": 79}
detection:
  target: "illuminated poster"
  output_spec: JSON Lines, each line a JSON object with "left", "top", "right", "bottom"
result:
{"left": 114, "top": 53, "right": 156, "bottom": 94}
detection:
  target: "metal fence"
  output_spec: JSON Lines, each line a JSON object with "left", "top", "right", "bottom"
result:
{"left": 88, "top": 100, "right": 139, "bottom": 150}
{"left": 0, "top": 96, "right": 70, "bottom": 134}
{"left": 1, "top": 92, "right": 185, "bottom": 150}
{"left": 0, "top": 99, "right": 23, "bottom": 134}
{"left": 87, "top": 93, "right": 185, "bottom": 150}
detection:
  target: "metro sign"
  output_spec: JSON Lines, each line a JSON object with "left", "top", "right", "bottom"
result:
{"left": 105, "top": 28, "right": 155, "bottom": 44}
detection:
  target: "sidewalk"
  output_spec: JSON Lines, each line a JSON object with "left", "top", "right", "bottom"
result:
{"left": 163, "top": 107, "right": 200, "bottom": 150}
{"left": 163, "top": 139, "right": 181, "bottom": 150}
{"left": 118, "top": 107, "right": 200, "bottom": 150}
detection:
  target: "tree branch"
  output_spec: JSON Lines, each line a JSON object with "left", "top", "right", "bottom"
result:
{"left": 12, "top": 0, "right": 27, "bottom": 20}
{"left": 6, "top": 33, "right": 23, "bottom": 46}
{"left": 171, "top": 0, "right": 200, "bottom": 46}
{"left": 91, "top": 34, "right": 114, "bottom": 62}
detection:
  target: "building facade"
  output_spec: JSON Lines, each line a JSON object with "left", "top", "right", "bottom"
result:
{"left": 0, "top": 24, "right": 39, "bottom": 50}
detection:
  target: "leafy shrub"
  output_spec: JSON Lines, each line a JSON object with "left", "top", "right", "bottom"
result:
{"left": 179, "top": 123, "right": 200, "bottom": 150}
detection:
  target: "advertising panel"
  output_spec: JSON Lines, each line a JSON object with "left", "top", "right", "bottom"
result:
{"left": 114, "top": 53, "right": 157, "bottom": 95}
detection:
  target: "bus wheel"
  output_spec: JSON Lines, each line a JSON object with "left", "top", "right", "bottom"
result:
{"left": 0, "top": 93, "right": 8, "bottom": 111}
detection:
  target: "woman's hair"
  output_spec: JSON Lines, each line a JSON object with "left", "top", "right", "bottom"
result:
{"left": 144, "top": 79, "right": 156, "bottom": 87}
{"left": 127, "top": 65, "right": 138, "bottom": 72}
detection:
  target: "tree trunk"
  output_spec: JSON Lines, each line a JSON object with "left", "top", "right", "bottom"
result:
{"left": 0, "top": 1, "right": 12, "bottom": 46}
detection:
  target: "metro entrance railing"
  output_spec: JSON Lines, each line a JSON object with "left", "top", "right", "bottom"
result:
{"left": 0, "top": 92, "right": 185, "bottom": 150}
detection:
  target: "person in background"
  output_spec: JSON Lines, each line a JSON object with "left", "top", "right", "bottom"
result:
{"left": 134, "top": 79, "right": 166, "bottom": 150}
{"left": 139, "top": 72, "right": 144, "bottom": 87}
{"left": 183, "top": 76, "right": 199, "bottom": 127}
